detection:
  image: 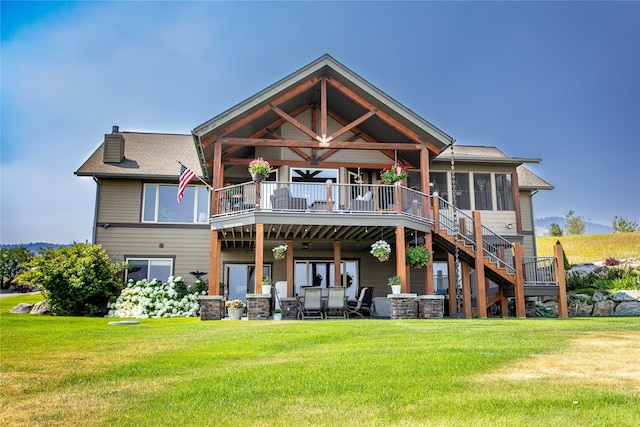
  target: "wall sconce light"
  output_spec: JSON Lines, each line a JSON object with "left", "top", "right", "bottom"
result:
{"left": 506, "top": 223, "right": 513, "bottom": 229}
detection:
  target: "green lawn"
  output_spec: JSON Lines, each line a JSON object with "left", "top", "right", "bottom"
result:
{"left": 2, "top": 294, "right": 639, "bottom": 426}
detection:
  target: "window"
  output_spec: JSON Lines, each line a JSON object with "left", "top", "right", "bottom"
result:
{"left": 126, "top": 258, "right": 173, "bottom": 283}
{"left": 290, "top": 167, "right": 339, "bottom": 206}
{"left": 142, "top": 184, "right": 209, "bottom": 223}
{"left": 294, "top": 260, "right": 358, "bottom": 300}
{"left": 453, "top": 172, "right": 470, "bottom": 210}
{"left": 430, "top": 172, "right": 448, "bottom": 201}
{"left": 473, "top": 173, "right": 492, "bottom": 210}
{"left": 495, "top": 174, "right": 514, "bottom": 211}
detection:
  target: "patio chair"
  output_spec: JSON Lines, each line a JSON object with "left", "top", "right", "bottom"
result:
{"left": 347, "top": 287, "right": 373, "bottom": 318}
{"left": 348, "top": 190, "right": 374, "bottom": 211}
{"left": 325, "top": 286, "right": 347, "bottom": 319}
{"left": 270, "top": 187, "right": 307, "bottom": 210}
{"left": 300, "top": 287, "right": 323, "bottom": 320}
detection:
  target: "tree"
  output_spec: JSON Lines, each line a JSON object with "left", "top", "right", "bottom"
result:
{"left": 0, "top": 247, "right": 34, "bottom": 289}
{"left": 612, "top": 216, "right": 639, "bottom": 233}
{"left": 549, "top": 223, "right": 563, "bottom": 236}
{"left": 565, "top": 210, "right": 585, "bottom": 235}
{"left": 20, "top": 243, "right": 128, "bottom": 316}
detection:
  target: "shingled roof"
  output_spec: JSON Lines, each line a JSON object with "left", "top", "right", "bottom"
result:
{"left": 75, "top": 131, "right": 202, "bottom": 179}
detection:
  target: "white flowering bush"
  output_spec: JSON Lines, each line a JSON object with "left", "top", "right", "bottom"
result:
{"left": 106, "top": 276, "right": 206, "bottom": 318}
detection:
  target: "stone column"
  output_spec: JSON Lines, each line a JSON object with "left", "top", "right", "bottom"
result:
{"left": 246, "top": 294, "right": 271, "bottom": 320}
{"left": 417, "top": 295, "right": 445, "bottom": 318}
{"left": 525, "top": 297, "right": 537, "bottom": 318}
{"left": 279, "top": 298, "right": 299, "bottom": 320}
{"left": 199, "top": 296, "right": 224, "bottom": 320}
{"left": 388, "top": 294, "right": 418, "bottom": 319}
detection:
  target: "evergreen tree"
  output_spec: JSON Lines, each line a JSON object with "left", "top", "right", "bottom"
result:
{"left": 549, "top": 223, "right": 563, "bottom": 236}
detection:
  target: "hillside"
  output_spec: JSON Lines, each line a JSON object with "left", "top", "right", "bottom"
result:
{"left": 536, "top": 233, "right": 640, "bottom": 264}
{"left": 535, "top": 216, "right": 612, "bottom": 235}
{"left": 0, "top": 242, "right": 70, "bottom": 254}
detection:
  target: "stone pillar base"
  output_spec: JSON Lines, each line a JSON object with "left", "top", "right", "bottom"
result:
{"left": 526, "top": 297, "right": 537, "bottom": 318}
{"left": 247, "top": 294, "right": 271, "bottom": 320}
{"left": 200, "top": 296, "right": 224, "bottom": 320}
{"left": 279, "top": 298, "right": 299, "bottom": 320}
{"left": 388, "top": 294, "right": 418, "bottom": 319}
{"left": 418, "top": 295, "right": 445, "bottom": 318}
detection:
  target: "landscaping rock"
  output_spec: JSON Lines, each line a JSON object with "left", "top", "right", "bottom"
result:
{"left": 543, "top": 300, "right": 558, "bottom": 317}
{"left": 30, "top": 301, "right": 51, "bottom": 315}
{"left": 614, "top": 301, "right": 640, "bottom": 316}
{"left": 592, "top": 291, "right": 608, "bottom": 303}
{"left": 610, "top": 290, "right": 640, "bottom": 303}
{"left": 592, "top": 300, "right": 615, "bottom": 316}
{"left": 10, "top": 303, "right": 33, "bottom": 314}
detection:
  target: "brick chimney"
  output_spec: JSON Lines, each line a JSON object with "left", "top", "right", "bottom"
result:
{"left": 103, "top": 125, "right": 124, "bottom": 163}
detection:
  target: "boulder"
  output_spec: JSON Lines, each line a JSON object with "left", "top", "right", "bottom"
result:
{"left": 592, "top": 300, "right": 615, "bottom": 316}
{"left": 30, "top": 300, "right": 51, "bottom": 315}
{"left": 10, "top": 303, "right": 33, "bottom": 314}
{"left": 614, "top": 301, "right": 640, "bottom": 316}
{"left": 543, "top": 300, "right": 558, "bottom": 317}
{"left": 568, "top": 299, "right": 593, "bottom": 316}
{"left": 592, "top": 291, "right": 608, "bottom": 303}
{"left": 610, "top": 290, "right": 640, "bottom": 303}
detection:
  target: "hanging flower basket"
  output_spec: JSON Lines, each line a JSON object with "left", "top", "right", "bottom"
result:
{"left": 248, "top": 158, "right": 270, "bottom": 181}
{"left": 272, "top": 244, "right": 287, "bottom": 260}
{"left": 406, "top": 245, "right": 431, "bottom": 268}
{"left": 370, "top": 240, "right": 391, "bottom": 262}
{"left": 380, "top": 163, "right": 408, "bottom": 184}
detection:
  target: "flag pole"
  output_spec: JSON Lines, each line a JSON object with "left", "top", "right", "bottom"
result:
{"left": 176, "top": 160, "right": 214, "bottom": 191}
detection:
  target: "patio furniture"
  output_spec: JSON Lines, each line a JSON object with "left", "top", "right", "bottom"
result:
{"left": 324, "top": 286, "right": 347, "bottom": 319}
{"left": 299, "top": 287, "right": 324, "bottom": 319}
{"left": 348, "top": 191, "right": 374, "bottom": 211}
{"left": 372, "top": 297, "right": 391, "bottom": 318}
{"left": 347, "top": 287, "right": 373, "bottom": 318}
{"left": 270, "top": 187, "right": 307, "bottom": 210}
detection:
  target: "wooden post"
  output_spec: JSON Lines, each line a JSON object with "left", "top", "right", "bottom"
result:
{"left": 255, "top": 181, "right": 261, "bottom": 211}
{"left": 255, "top": 224, "right": 264, "bottom": 294}
{"left": 432, "top": 194, "right": 440, "bottom": 233}
{"left": 420, "top": 149, "right": 430, "bottom": 220}
{"left": 513, "top": 242, "right": 526, "bottom": 318}
{"left": 554, "top": 242, "right": 568, "bottom": 318}
{"left": 461, "top": 262, "right": 472, "bottom": 319}
{"left": 326, "top": 180, "right": 333, "bottom": 212}
{"left": 424, "top": 232, "right": 434, "bottom": 295}
{"left": 208, "top": 230, "right": 220, "bottom": 296}
{"left": 394, "top": 183, "right": 403, "bottom": 214}
{"left": 472, "top": 211, "right": 487, "bottom": 318}
{"left": 447, "top": 252, "right": 457, "bottom": 315}
{"left": 511, "top": 172, "right": 523, "bottom": 235}
{"left": 499, "top": 287, "right": 509, "bottom": 318}
{"left": 286, "top": 239, "right": 294, "bottom": 297}
{"left": 396, "top": 226, "right": 407, "bottom": 293}
{"left": 333, "top": 241, "right": 341, "bottom": 286}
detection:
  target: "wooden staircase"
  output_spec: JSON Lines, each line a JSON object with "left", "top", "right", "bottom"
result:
{"left": 430, "top": 196, "right": 564, "bottom": 318}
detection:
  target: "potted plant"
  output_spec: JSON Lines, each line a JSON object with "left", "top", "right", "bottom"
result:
{"left": 388, "top": 275, "right": 402, "bottom": 294}
{"left": 406, "top": 245, "right": 431, "bottom": 268}
{"left": 272, "top": 309, "right": 282, "bottom": 321}
{"left": 260, "top": 277, "right": 273, "bottom": 295}
{"left": 248, "top": 157, "right": 270, "bottom": 181}
{"left": 225, "top": 299, "right": 245, "bottom": 320}
{"left": 380, "top": 163, "right": 408, "bottom": 184}
{"left": 370, "top": 240, "right": 391, "bottom": 262}
{"left": 272, "top": 244, "right": 287, "bottom": 260}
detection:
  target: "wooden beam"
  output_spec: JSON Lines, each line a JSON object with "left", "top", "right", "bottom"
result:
{"left": 286, "top": 239, "right": 294, "bottom": 298}
{"left": 327, "top": 109, "right": 377, "bottom": 142}
{"left": 200, "top": 77, "right": 320, "bottom": 148}
{"left": 447, "top": 252, "right": 457, "bottom": 315}
{"left": 333, "top": 241, "right": 341, "bottom": 287}
{"left": 513, "top": 242, "right": 526, "bottom": 318}
{"left": 270, "top": 104, "right": 319, "bottom": 141}
{"left": 219, "top": 137, "right": 422, "bottom": 151}
{"left": 326, "top": 78, "right": 441, "bottom": 153}
{"left": 208, "top": 231, "right": 220, "bottom": 295}
{"left": 396, "top": 226, "right": 407, "bottom": 293}
{"left": 321, "top": 77, "right": 327, "bottom": 140}
{"left": 223, "top": 157, "right": 402, "bottom": 170}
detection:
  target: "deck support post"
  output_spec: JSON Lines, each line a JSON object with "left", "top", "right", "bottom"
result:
{"left": 461, "top": 262, "right": 473, "bottom": 318}
{"left": 424, "top": 232, "right": 434, "bottom": 295}
{"left": 555, "top": 242, "right": 568, "bottom": 318}
{"left": 333, "top": 241, "right": 341, "bottom": 286}
{"left": 513, "top": 242, "right": 526, "bottom": 318}
{"left": 447, "top": 252, "right": 458, "bottom": 315}
{"left": 472, "top": 211, "right": 487, "bottom": 318}
{"left": 208, "top": 231, "right": 221, "bottom": 296}
{"left": 255, "top": 223, "right": 264, "bottom": 294}
{"left": 396, "top": 225, "right": 408, "bottom": 293}
{"left": 286, "top": 239, "right": 294, "bottom": 297}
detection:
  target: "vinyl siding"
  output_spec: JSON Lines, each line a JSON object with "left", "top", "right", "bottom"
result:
{"left": 97, "top": 179, "right": 142, "bottom": 223}
{"left": 96, "top": 226, "right": 210, "bottom": 284}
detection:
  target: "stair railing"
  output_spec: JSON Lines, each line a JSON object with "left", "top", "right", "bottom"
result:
{"left": 434, "top": 196, "right": 475, "bottom": 249}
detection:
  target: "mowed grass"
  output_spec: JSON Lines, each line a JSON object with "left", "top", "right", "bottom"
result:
{"left": 537, "top": 233, "right": 640, "bottom": 264}
{"left": 2, "top": 294, "right": 640, "bottom": 427}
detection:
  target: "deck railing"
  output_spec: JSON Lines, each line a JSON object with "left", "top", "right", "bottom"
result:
{"left": 212, "top": 181, "right": 433, "bottom": 223}
{"left": 522, "top": 256, "right": 557, "bottom": 285}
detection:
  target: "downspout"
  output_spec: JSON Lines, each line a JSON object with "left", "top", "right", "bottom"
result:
{"left": 530, "top": 188, "right": 539, "bottom": 255}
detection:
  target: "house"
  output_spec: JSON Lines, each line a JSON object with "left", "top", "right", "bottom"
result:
{"left": 76, "top": 54, "right": 567, "bottom": 319}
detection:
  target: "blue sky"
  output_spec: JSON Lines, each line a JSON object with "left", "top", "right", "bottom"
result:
{"left": 1, "top": 1, "right": 639, "bottom": 244}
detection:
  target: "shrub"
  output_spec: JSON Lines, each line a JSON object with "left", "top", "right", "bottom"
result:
{"left": 20, "top": 243, "right": 126, "bottom": 316}
{"left": 107, "top": 277, "right": 205, "bottom": 318}
{"left": 604, "top": 257, "right": 620, "bottom": 266}
{"left": 189, "top": 279, "right": 208, "bottom": 295}
{"left": 0, "top": 247, "right": 34, "bottom": 289}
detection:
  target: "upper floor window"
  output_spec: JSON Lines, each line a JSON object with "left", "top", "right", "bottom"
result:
{"left": 473, "top": 173, "right": 493, "bottom": 210}
{"left": 142, "top": 184, "right": 209, "bottom": 223}
{"left": 495, "top": 174, "right": 514, "bottom": 211}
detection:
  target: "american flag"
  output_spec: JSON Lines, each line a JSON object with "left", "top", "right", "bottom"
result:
{"left": 177, "top": 165, "right": 196, "bottom": 203}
